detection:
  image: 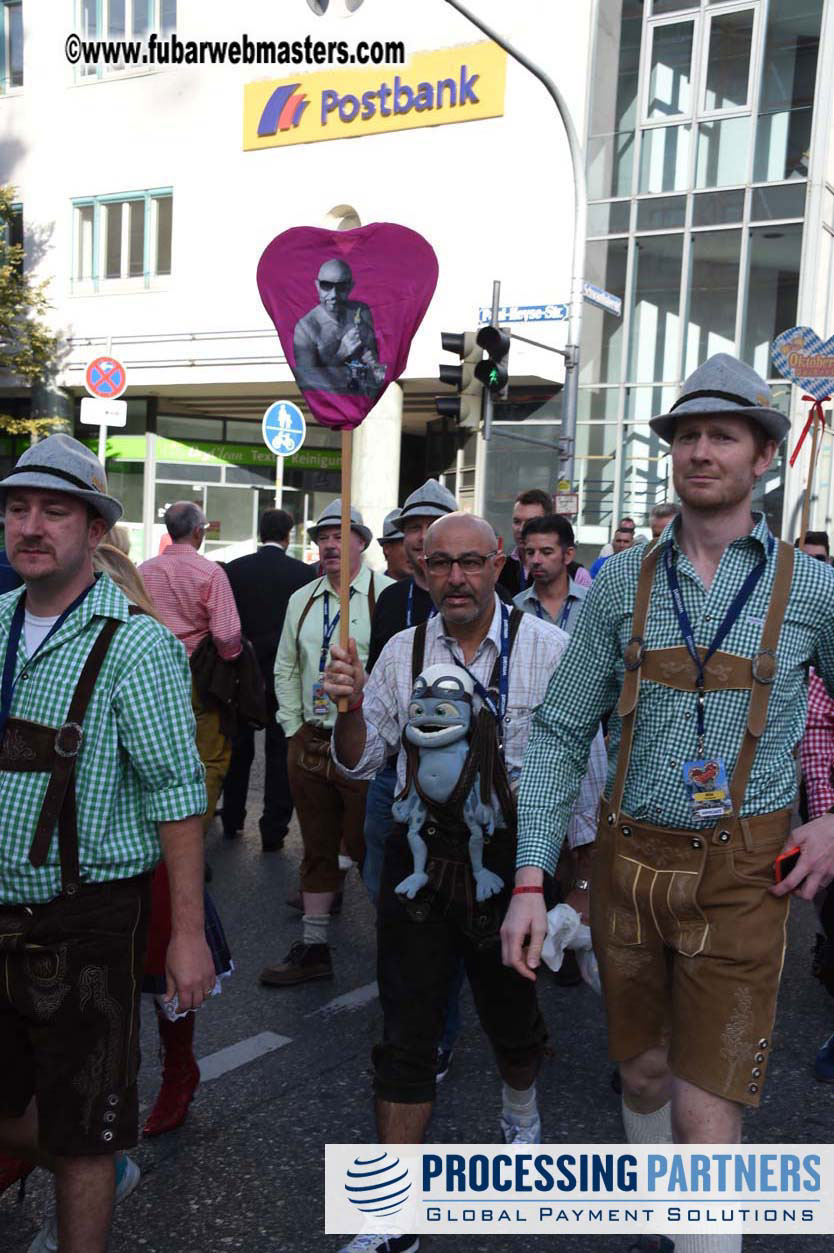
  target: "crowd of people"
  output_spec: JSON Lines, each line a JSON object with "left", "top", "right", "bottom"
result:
{"left": 0, "top": 350, "right": 834, "bottom": 1253}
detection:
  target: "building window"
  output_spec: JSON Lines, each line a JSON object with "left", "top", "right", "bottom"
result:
{"left": 77, "top": 0, "right": 176, "bottom": 78}
{"left": 72, "top": 190, "right": 172, "bottom": 290}
{"left": 1, "top": 1, "right": 23, "bottom": 91}
{"left": 581, "top": 0, "right": 823, "bottom": 538}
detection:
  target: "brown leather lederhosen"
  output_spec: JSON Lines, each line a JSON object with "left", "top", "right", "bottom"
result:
{"left": 287, "top": 576, "right": 378, "bottom": 892}
{"left": 590, "top": 540, "right": 796, "bottom": 1106}
{"left": 0, "top": 616, "right": 123, "bottom": 898}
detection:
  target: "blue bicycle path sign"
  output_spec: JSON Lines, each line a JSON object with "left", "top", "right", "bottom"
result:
{"left": 262, "top": 401, "right": 306, "bottom": 457}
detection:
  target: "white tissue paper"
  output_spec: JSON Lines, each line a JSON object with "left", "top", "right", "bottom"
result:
{"left": 541, "top": 903, "right": 601, "bottom": 996}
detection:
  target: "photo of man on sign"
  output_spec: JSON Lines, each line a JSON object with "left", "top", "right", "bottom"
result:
{"left": 292, "top": 258, "right": 387, "bottom": 398}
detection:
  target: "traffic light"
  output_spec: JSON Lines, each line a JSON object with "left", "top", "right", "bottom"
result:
{"left": 435, "top": 331, "right": 484, "bottom": 429}
{"left": 475, "top": 325, "right": 511, "bottom": 398}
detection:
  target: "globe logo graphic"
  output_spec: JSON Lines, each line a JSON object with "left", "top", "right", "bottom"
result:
{"left": 345, "top": 1151, "right": 412, "bottom": 1217}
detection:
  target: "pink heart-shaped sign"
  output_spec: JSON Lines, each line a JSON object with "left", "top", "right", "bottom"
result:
{"left": 257, "top": 223, "right": 438, "bottom": 430}
{"left": 772, "top": 325, "right": 834, "bottom": 400}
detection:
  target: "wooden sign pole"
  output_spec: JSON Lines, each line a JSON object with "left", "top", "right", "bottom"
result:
{"left": 337, "top": 428, "right": 353, "bottom": 714}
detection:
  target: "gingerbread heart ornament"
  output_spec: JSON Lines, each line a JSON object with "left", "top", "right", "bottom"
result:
{"left": 257, "top": 223, "right": 439, "bottom": 430}
{"left": 772, "top": 325, "right": 834, "bottom": 401}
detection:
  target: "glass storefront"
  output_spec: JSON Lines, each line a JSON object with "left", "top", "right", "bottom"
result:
{"left": 73, "top": 405, "right": 341, "bottom": 563}
{"left": 581, "top": 0, "right": 825, "bottom": 540}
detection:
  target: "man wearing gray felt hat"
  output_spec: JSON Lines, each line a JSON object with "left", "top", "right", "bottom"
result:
{"left": 378, "top": 509, "right": 409, "bottom": 582}
{"left": 505, "top": 349, "right": 834, "bottom": 1253}
{"left": 649, "top": 353, "right": 791, "bottom": 446}
{"left": 307, "top": 498, "right": 372, "bottom": 550}
{"left": 0, "top": 433, "right": 123, "bottom": 528}
{"left": 392, "top": 477, "right": 458, "bottom": 529}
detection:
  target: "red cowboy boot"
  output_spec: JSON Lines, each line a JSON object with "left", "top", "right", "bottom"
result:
{"left": 143, "top": 1006, "right": 200, "bottom": 1137}
{"left": 0, "top": 1149, "right": 34, "bottom": 1201}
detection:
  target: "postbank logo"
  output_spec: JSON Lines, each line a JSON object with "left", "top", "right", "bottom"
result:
{"left": 244, "top": 42, "right": 506, "bottom": 150}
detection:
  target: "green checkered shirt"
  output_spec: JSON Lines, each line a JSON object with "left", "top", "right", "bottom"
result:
{"left": 517, "top": 514, "right": 834, "bottom": 874}
{"left": 0, "top": 573, "right": 207, "bottom": 904}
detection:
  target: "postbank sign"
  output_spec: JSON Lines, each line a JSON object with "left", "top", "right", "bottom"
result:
{"left": 243, "top": 42, "right": 506, "bottom": 150}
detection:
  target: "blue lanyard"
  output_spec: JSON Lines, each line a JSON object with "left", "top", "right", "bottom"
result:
{"left": 446, "top": 601, "right": 510, "bottom": 740}
{"left": 0, "top": 583, "right": 95, "bottom": 743}
{"left": 406, "top": 578, "right": 438, "bottom": 629}
{"left": 320, "top": 585, "right": 354, "bottom": 674}
{"left": 534, "top": 596, "right": 572, "bottom": 629}
{"left": 664, "top": 535, "right": 773, "bottom": 755}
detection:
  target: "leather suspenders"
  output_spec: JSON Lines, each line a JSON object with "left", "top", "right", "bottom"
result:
{"left": 609, "top": 539, "right": 795, "bottom": 828}
{"left": 0, "top": 617, "right": 124, "bottom": 895}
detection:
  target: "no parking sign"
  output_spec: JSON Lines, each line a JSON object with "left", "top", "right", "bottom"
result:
{"left": 85, "top": 356, "right": 127, "bottom": 400}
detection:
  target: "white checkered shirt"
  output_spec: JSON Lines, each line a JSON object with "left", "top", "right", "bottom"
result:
{"left": 332, "top": 595, "right": 605, "bottom": 852}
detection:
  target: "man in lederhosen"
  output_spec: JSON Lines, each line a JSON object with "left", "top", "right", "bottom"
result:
{"left": 325, "top": 510, "right": 604, "bottom": 1253}
{"left": 503, "top": 354, "right": 834, "bottom": 1253}
{"left": 0, "top": 435, "right": 213, "bottom": 1253}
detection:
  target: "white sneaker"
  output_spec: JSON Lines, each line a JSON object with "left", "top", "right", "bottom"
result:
{"left": 28, "top": 1154, "right": 140, "bottom": 1252}
{"left": 337, "top": 1234, "right": 419, "bottom": 1252}
{"left": 500, "top": 1107, "right": 542, "bottom": 1144}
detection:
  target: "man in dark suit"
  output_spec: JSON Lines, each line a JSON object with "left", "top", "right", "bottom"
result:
{"left": 223, "top": 509, "right": 316, "bottom": 850}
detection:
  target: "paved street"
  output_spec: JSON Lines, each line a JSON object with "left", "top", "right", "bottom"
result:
{"left": 2, "top": 737, "right": 833, "bottom": 1253}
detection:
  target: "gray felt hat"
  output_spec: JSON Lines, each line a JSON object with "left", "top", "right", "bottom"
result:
{"left": 0, "top": 434, "right": 123, "bottom": 528}
{"left": 649, "top": 354, "right": 790, "bottom": 446}
{"left": 378, "top": 509, "right": 405, "bottom": 544}
{"left": 393, "top": 478, "right": 459, "bottom": 528}
{"left": 307, "top": 498, "right": 372, "bottom": 550}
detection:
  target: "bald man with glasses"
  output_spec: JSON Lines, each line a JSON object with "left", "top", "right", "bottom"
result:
{"left": 325, "top": 513, "right": 605, "bottom": 1211}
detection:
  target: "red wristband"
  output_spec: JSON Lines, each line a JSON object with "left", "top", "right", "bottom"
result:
{"left": 346, "top": 693, "right": 364, "bottom": 712}
{"left": 512, "top": 885, "right": 544, "bottom": 896}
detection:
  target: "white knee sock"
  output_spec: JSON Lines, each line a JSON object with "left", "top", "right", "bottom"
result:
{"left": 621, "top": 1097, "right": 673, "bottom": 1144}
{"left": 676, "top": 1236, "right": 741, "bottom": 1253}
{"left": 302, "top": 913, "right": 330, "bottom": 946}
{"left": 621, "top": 1105, "right": 741, "bottom": 1253}
{"left": 502, "top": 1081, "right": 537, "bottom": 1117}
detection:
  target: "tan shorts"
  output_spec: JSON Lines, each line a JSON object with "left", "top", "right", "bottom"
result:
{"left": 590, "top": 799, "right": 792, "bottom": 1107}
{"left": 288, "top": 723, "right": 367, "bottom": 893}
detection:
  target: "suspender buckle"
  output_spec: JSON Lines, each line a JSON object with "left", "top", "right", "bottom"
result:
{"left": 54, "top": 722, "right": 84, "bottom": 758}
{"left": 624, "top": 636, "right": 646, "bottom": 671}
{"left": 751, "top": 648, "right": 777, "bottom": 685}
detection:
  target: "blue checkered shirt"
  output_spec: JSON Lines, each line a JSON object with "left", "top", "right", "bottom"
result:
{"left": 517, "top": 514, "right": 834, "bottom": 874}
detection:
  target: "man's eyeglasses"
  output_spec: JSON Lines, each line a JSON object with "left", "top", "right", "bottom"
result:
{"left": 424, "top": 551, "right": 497, "bottom": 575}
{"left": 318, "top": 280, "right": 350, "bottom": 293}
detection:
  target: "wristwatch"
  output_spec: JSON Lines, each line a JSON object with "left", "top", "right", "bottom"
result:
{"left": 572, "top": 878, "right": 590, "bottom": 892}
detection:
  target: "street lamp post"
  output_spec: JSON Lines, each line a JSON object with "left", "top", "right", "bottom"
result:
{"left": 443, "top": 0, "right": 587, "bottom": 488}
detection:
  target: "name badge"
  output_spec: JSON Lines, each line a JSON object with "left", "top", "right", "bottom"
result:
{"left": 682, "top": 757, "right": 732, "bottom": 820}
{"left": 311, "top": 680, "right": 330, "bottom": 718}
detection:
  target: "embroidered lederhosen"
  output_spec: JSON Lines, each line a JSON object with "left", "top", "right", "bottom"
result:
{"left": 0, "top": 616, "right": 122, "bottom": 898}
{"left": 590, "top": 541, "right": 797, "bottom": 1105}
{"left": 393, "top": 611, "right": 522, "bottom": 944}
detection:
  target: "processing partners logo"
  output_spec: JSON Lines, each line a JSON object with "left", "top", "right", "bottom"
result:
{"left": 345, "top": 1151, "right": 413, "bottom": 1219}
{"left": 326, "top": 1144, "right": 834, "bottom": 1237}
